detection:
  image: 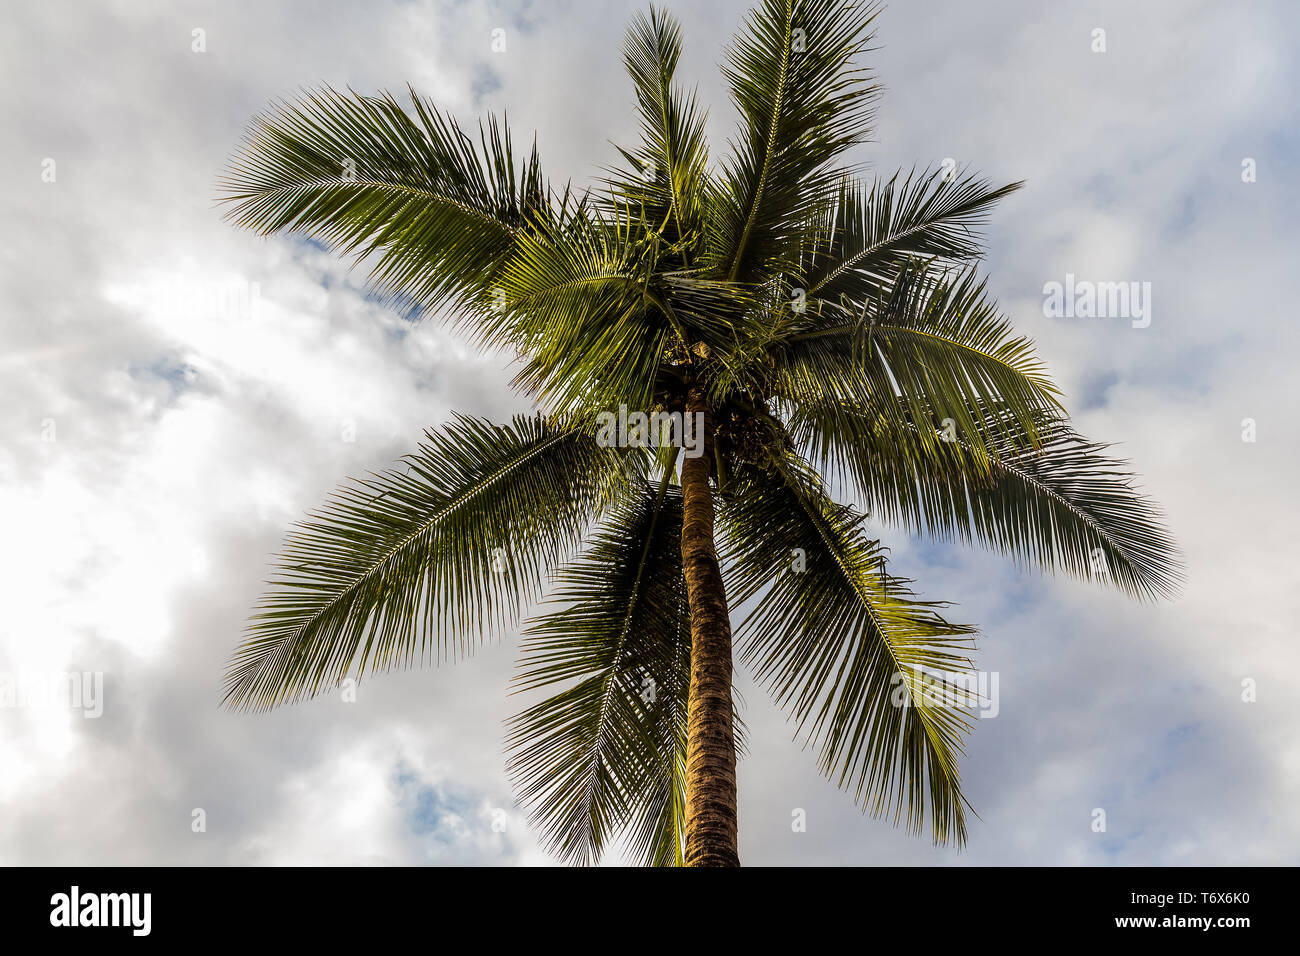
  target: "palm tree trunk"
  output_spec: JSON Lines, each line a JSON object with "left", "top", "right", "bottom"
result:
{"left": 679, "top": 386, "right": 739, "bottom": 866}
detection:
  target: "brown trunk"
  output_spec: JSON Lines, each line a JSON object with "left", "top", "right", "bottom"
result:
{"left": 680, "top": 387, "right": 739, "bottom": 867}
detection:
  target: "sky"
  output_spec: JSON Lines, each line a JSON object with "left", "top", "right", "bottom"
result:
{"left": 1, "top": 0, "right": 1297, "bottom": 866}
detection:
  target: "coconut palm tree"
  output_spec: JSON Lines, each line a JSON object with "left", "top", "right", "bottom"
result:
{"left": 218, "top": 0, "right": 1180, "bottom": 867}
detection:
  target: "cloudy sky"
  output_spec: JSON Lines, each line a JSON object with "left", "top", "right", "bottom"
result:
{"left": 2, "top": 0, "right": 1297, "bottom": 866}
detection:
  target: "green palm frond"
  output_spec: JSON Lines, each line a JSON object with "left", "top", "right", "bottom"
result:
{"left": 223, "top": 414, "right": 624, "bottom": 711}
{"left": 777, "top": 263, "right": 1063, "bottom": 458}
{"left": 218, "top": 85, "right": 546, "bottom": 322}
{"left": 507, "top": 482, "right": 690, "bottom": 866}
{"left": 607, "top": 4, "right": 711, "bottom": 262}
{"left": 800, "top": 169, "right": 1023, "bottom": 302}
{"left": 495, "top": 204, "right": 674, "bottom": 419}
{"left": 715, "top": 169, "right": 1020, "bottom": 388}
{"left": 660, "top": 272, "right": 767, "bottom": 356}
{"left": 711, "top": 0, "right": 882, "bottom": 281}
{"left": 722, "top": 455, "right": 977, "bottom": 845}
{"left": 792, "top": 400, "right": 1184, "bottom": 600}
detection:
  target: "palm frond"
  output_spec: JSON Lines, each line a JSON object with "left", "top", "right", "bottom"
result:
{"left": 792, "top": 400, "right": 1184, "bottom": 600}
{"left": 218, "top": 85, "right": 546, "bottom": 322}
{"left": 721, "top": 455, "right": 977, "bottom": 845}
{"left": 777, "top": 263, "right": 1064, "bottom": 459}
{"left": 507, "top": 482, "right": 690, "bottom": 866}
{"left": 495, "top": 203, "right": 673, "bottom": 419}
{"left": 223, "top": 414, "right": 623, "bottom": 711}
{"left": 606, "top": 5, "right": 711, "bottom": 263}
{"left": 711, "top": 0, "right": 883, "bottom": 280}
{"left": 801, "top": 169, "right": 1023, "bottom": 302}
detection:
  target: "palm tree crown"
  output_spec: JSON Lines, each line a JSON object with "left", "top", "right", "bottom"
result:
{"left": 218, "top": 0, "right": 1181, "bottom": 866}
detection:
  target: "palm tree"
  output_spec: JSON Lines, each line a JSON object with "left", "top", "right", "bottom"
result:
{"left": 218, "top": 0, "right": 1180, "bottom": 867}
